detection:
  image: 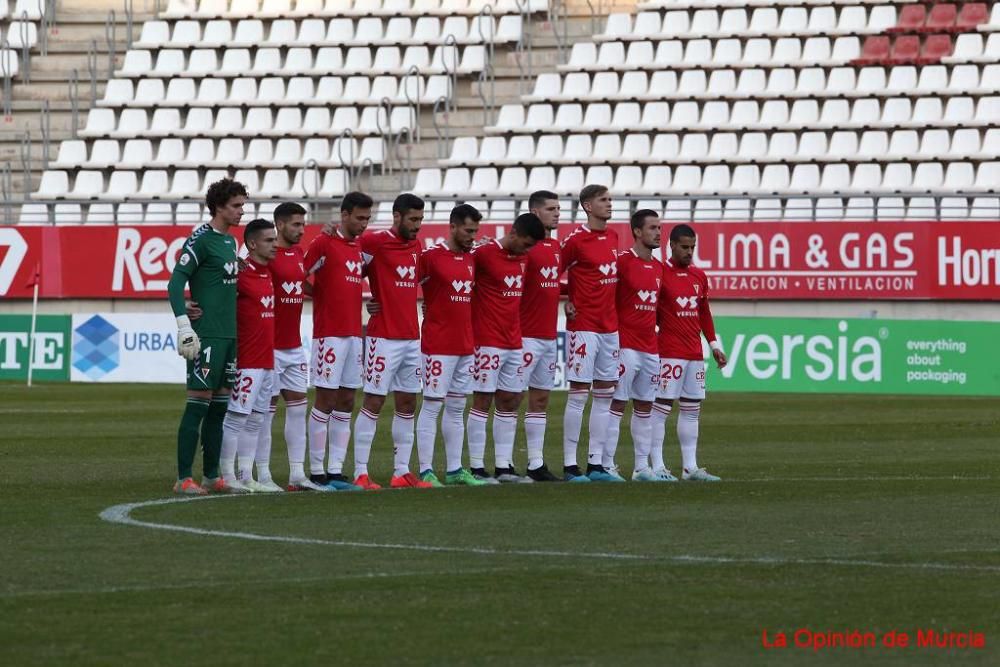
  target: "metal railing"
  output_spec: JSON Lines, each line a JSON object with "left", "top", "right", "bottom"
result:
{"left": 18, "top": 10, "right": 32, "bottom": 84}
{"left": 548, "top": 0, "right": 570, "bottom": 63}
{"left": 514, "top": 0, "right": 534, "bottom": 97}
{"left": 105, "top": 11, "right": 119, "bottom": 80}
{"left": 69, "top": 69, "right": 80, "bottom": 137}
{"left": 432, "top": 96, "right": 452, "bottom": 160}
{"left": 40, "top": 100, "right": 50, "bottom": 171}
{"left": 19, "top": 132, "right": 32, "bottom": 200}
{"left": 1, "top": 162, "right": 12, "bottom": 223}
{"left": 402, "top": 65, "right": 422, "bottom": 143}
{"left": 1, "top": 40, "right": 13, "bottom": 118}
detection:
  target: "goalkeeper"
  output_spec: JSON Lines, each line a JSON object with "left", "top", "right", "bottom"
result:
{"left": 167, "top": 178, "right": 248, "bottom": 495}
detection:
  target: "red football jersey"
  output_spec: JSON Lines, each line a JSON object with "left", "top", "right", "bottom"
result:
{"left": 616, "top": 249, "right": 660, "bottom": 354}
{"left": 560, "top": 225, "right": 619, "bottom": 334}
{"left": 236, "top": 259, "right": 275, "bottom": 370}
{"left": 472, "top": 240, "right": 527, "bottom": 350}
{"left": 519, "top": 237, "right": 561, "bottom": 340}
{"left": 657, "top": 259, "right": 718, "bottom": 360}
{"left": 304, "top": 231, "right": 364, "bottom": 339}
{"left": 360, "top": 228, "right": 421, "bottom": 340}
{"left": 419, "top": 243, "right": 474, "bottom": 355}
{"left": 268, "top": 245, "right": 306, "bottom": 350}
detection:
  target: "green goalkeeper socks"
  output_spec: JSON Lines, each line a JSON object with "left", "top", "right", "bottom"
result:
{"left": 177, "top": 398, "right": 210, "bottom": 480}
{"left": 200, "top": 395, "right": 229, "bottom": 479}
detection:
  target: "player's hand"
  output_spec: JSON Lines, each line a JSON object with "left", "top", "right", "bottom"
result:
{"left": 366, "top": 299, "right": 382, "bottom": 315}
{"left": 564, "top": 301, "right": 576, "bottom": 320}
{"left": 185, "top": 300, "right": 203, "bottom": 321}
{"left": 322, "top": 220, "right": 338, "bottom": 236}
{"left": 421, "top": 302, "right": 427, "bottom": 317}
{"left": 176, "top": 315, "right": 201, "bottom": 361}
{"left": 712, "top": 348, "right": 727, "bottom": 369}
{"left": 237, "top": 257, "right": 248, "bottom": 272}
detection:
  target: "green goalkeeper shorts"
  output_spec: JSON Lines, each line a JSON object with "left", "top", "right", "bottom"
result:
{"left": 186, "top": 337, "right": 237, "bottom": 392}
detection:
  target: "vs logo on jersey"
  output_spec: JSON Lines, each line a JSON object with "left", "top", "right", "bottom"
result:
{"left": 676, "top": 296, "right": 698, "bottom": 309}
{"left": 395, "top": 265, "right": 416, "bottom": 280}
{"left": 598, "top": 263, "right": 617, "bottom": 276}
{"left": 281, "top": 281, "right": 303, "bottom": 295}
{"left": 223, "top": 262, "right": 239, "bottom": 276}
{"left": 345, "top": 260, "right": 363, "bottom": 276}
{"left": 451, "top": 280, "right": 473, "bottom": 294}
{"left": 260, "top": 295, "right": 275, "bottom": 309}
{"left": 503, "top": 275, "right": 523, "bottom": 289}
{"left": 539, "top": 266, "right": 559, "bottom": 280}
{"left": 637, "top": 290, "right": 657, "bottom": 303}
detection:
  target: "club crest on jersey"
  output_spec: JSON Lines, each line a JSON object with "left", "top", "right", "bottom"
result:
{"left": 281, "top": 281, "right": 303, "bottom": 295}
{"left": 676, "top": 296, "right": 698, "bottom": 309}
{"left": 503, "top": 275, "right": 523, "bottom": 289}
{"left": 345, "top": 260, "right": 363, "bottom": 276}
{"left": 598, "top": 263, "right": 617, "bottom": 276}
{"left": 395, "top": 265, "right": 416, "bottom": 280}
{"left": 637, "top": 290, "right": 657, "bottom": 303}
{"left": 694, "top": 283, "right": 701, "bottom": 294}
{"left": 539, "top": 266, "right": 559, "bottom": 280}
{"left": 260, "top": 295, "right": 275, "bottom": 309}
{"left": 451, "top": 279, "right": 473, "bottom": 294}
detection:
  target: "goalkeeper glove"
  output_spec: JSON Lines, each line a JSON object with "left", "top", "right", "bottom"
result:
{"left": 176, "top": 315, "right": 201, "bottom": 361}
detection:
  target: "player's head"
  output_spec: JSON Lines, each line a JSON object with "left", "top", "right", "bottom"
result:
{"left": 449, "top": 203, "right": 482, "bottom": 252}
{"left": 630, "top": 209, "right": 661, "bottom": 251}
{"left": 507, "top": 213, "right": 546, "bottom": 255}
{"left": 244, "top": 218, "right": 277, "bottom": 263}
{"left": 340, "top": 191, "right": 374, "bottom": 239}
{"left": 392, "top": 193, "right": 424, "bottom": 241}
{"left": 206, "top": 178, "right": 248, "bottom": 226}
{"left": 273, "top": 202, "right": 307, "bottom": 246}
{"left": 579, "top": 184, "right": 611, "bottom": 223}
{"left": 669, "top": 223, "right": 697, "bottom": 267}
{"left": 528, "top": 190, "right": 560, "bottom": 231}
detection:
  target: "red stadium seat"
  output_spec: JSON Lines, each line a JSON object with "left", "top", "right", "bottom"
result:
{"left": 888, "top": 35, "right": 921, "bottom": 64}
{"left": 889, "top": 4, "right": 927, "bottom": 33}
{"left": 956, "top": 3, "right": 988, "bottom": 31}
{"left": 853, "top": 35, "right": 889, "bottom": 65}
{"left": 918, "top": 34, "right": 954, "bottom": 64}
{"left": 924, "top": 4, "right": 957, "bottom": 32}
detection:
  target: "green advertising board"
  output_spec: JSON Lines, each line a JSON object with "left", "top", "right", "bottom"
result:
{"left": 709, "top": 316, "right": 1000, "bottom": 396}
{"left": 0, "top": 314, "right": 72, "bottom": 382}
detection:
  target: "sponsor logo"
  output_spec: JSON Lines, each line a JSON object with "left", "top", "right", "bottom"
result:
{"left": 111, "top": 229, "right": 187, "bottom": 292}
{"left": 0, "top": 229, "right": 28, "bottom": 296}
{"left": 345, "top": 260, "right": 363, "bottom": 276}
{"left": 451, "top": 279, "right": 473, "bottom": 294}
{"left": 281, "top": 281, "right": 303, "bottom": 295}
{"left": 539, "top": 266, "right": 559, "bottom": 280}
{"left": 503, "top": 275, "right": 523, "bottom": 289}
{"left": 598, "top": 263, "right": 617, "bottom": 276}
{"left": 396, "top": 265, "right": 416, "bottom": 280}
{"left": 72, "top": 315, "right": 120, "bottom": 380}
{"left": 637, "top": 290, "right": 657, "bottom": 304}
{"left": 260, "top": 295, "right": 275, "bottom": 309}
{"left": 676, "top": 296, "right": 699, "bottom": 309}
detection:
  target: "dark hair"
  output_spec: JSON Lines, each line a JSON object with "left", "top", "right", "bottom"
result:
{"left": 341, "top": 191, "right": 374, "bottom": 212}
{"left": 579, "top": 183, "right": 608, "bottom": 208}
{"left": 205, "top": 178, "right": 248, "bottom": 216}
{"left": 450, "top": 203, "right": 482, "bottom": 226}
{"left": 244, "top": 218, "right": 274, "bottom": 245}
{"left": 273, "top": 202, "right": 307, "bottom": 224}
{"left": 393, "top": 193, "right": 425, "bottom": 216}
{"left": 670, "top": 223, "right": 697, "bottom": 243}
{"left": 512, "top": 213, "right": 546, "bottom": 241}
{"left": 630, "top": 208, "right": 659, "bottom": 237}
{"left": 528, "top": 190, "right": 559, "bottom": 210}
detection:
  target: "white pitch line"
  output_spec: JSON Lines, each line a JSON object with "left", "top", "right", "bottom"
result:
{"left": 99, "top": 496, "right": 1000, "bottom": 574}
{"left": 730, "top": 475, "right": 995, "bottom": 483}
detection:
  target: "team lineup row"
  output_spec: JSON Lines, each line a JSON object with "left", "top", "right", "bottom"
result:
{"left": 166, "top": 179, "right": 728, "bottom": 495}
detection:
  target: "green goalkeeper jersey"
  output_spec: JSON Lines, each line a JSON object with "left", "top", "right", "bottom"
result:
{"left": 168, "top": 223, "right": 239, "bottom": 339}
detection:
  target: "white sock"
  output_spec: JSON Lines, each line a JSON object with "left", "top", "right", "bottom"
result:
{"left": 392, "top": 411, "right": 416, "bottom": 476}
{"left": 220, "top": 411, "right": 247, "bottom": 483}
{"left": 603, "top": 405, "right": 623, "bottom": 469}
{"left": 327, "top": 409, "right": 352, "bottom": 475}
{"left": 650, "top": 402, "right": 671, "bottom": 471}
{"left": 563, "top": 389, "right": 588, "bottom": 468}
{"left": 587, "top": 388, "right": 614, "bottom": 466}
{"left": 525, "top": 412, "right": 546, "bottom": 470}
{"left": 631, "top": 409, "right": 651, "bottom": 472}
{"left": 307, "top": 407, "right": 329, "bottom": 476}
{"left": 237, "top": 411, "right": 264, "bottom": 482}
{"left": 352, "top": 408, "right": 378, "bottom": 477}
{"left": 467, "top": 407, "right": 488, "bottom": 469}
{"left": 442, "top": 394, "right": 467, "bottom": 472}
{"left": 493, "top": 410, "right": 517, "bottom": 469}
{"left": 678, "top": 401, "right": 701, "bottom": 472}
{"left": 416, "top": 398, "right": 443, "bottom": 473}
{"left": 284, "top": 398, "right": 308, "bottom": 481}
{"left": 255, "top": 405, "right": 276, "bottom": 483}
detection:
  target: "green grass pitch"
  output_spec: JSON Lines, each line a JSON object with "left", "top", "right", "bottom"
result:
{"left": 1, "top": 383, "right": 998, "bottom": 666}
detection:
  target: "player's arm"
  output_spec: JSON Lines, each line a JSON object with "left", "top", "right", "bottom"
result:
{"left": 167, "top": 243, "right": 201, "bottom": 361}
{"left": 698, "top": 278, "right": 726, "bottom": 368}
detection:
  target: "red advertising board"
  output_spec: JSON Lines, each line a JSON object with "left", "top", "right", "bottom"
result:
{"left": 1, "top": 222, "right": 998, "bottom": 300}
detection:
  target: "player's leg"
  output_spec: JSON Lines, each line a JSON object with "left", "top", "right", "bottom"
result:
{"left": 563, "top": 331, "right": 594, "bottom": 482}
{"left": 323, "top": 337, "right": 362, "bottom": 490}
{"left": 676, "top": 361, "right": 719, "bottom": 481}
{"left": 492, "top": 349, "right": 530, "bottom": 482}
{"left": 236, "top": 375, "right": 275, "bottom": 493}
{"left": 415, "top": 354, "right": 456, "bottom": 487}
{"left": 604, "top": 350, "right": 633, "bottom": 478}
{"left": 629, "top": 353, "right": 660, "bottom": 481}
{"left": 469, "top": 347, "right": 500, "bottom": 484}
{"left": 253, "top": 371, "right": 282, "bottom": 491}
{"left": 273, "top": 346, "right": 315, "bottom": 490}
{"left": 389, "top": 340, "right": 431, "bottom": 488}
{"left": 520, "top": 338, "right": 559, "bottom": 482}
{"left": 175, "top": 387, "right": 211, "bottom": 495}
{"left": 197, "top": 338, "right": 236, "bottom": 492}
{"left": 586, "top": 332, "right": 621, "bottom": 482}
{"left": 440, "top": 356, "right": 485, "bottom": 486}
{"left": 651, "top": 358, "right": 682, "bottom": 481}
{"left": 353, "top": 336, "right": 393, "bottom": 489}
{"left": 307, "top": 337, "right": 339, "bottom": 486}
{"left": 221, "top": 369, "right": 255, "bottom": 493}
